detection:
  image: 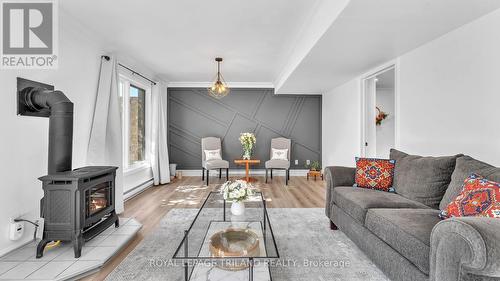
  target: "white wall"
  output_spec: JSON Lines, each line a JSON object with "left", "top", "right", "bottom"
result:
{"left": 397, "top": 8, "right": 500, "bottom": 165}
{"left": 322, "top": 79, "right": 361, "bottom": 168}
{"left": 0, "top": 13, "right": 106, "bottom": 255}
{"left": 322, "top": 8, "right": 500, "bottom": 167}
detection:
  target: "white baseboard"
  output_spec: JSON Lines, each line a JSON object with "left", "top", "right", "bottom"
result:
{"left": 0, "top": 238, "right": 33, "bottom": 258}
{"left": 124, "top": 179, "right": 154, "bottom": 201}
{"left": 178, "top": 169, "right": 310, "bottom": 177}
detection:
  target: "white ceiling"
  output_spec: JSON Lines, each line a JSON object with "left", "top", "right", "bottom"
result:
{"left": 60, "top": 0, "right": 321, "bottom": 83}
{"left": 60, "top": 0, "right": 500, "bottom": 92}
{"left": 277, "top": 0, "right": 500, "bottom": 94}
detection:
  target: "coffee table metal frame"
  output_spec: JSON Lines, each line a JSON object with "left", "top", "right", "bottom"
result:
{"left": 172, "top": 191, "right": 280, "bottom": 281}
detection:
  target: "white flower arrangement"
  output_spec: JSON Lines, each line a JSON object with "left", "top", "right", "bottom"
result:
{"left": 239, "top": 132, "right": 256, "bottom": 151}
{"left": 220, "top": 180, "right": 254, "bottom": 202}
{"left": 239, "top": 132, "right": 257, "bottom": 159}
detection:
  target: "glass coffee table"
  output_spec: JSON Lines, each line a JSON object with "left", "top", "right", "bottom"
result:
{"left": 172, "top": 192, "right": 279, "bottom": 281}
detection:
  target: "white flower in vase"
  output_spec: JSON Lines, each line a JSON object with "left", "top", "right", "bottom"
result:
{"left": 220, "top": 180, "right": 255, "bottom": 216}
{"left": 239, "top": 132, "right": 256, "bottom": 159}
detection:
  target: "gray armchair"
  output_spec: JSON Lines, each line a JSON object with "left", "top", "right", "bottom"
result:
{"left": 265, "top": 137, "right": 291, "bottom": 185}
{"left": 201, "top": 137, "right": 229, "bottom": 185}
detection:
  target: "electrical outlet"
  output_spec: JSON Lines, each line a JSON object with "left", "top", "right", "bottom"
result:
{"left": 306, "top": 160, "right": 311, "bottom": 165}
{"left": 9, "top": 218, "right": 24, "bottom": 241}
{"left": 294, "top": 159, "right": 298, "bottom": 165}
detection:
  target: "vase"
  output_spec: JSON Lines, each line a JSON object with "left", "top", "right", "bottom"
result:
{"left": 242, "top": 149, "right": 252, "bottom": 160}
{"left": 231, "top": 201, "right": 245, "bottom": 216}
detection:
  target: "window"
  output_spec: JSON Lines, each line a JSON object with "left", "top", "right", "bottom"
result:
{"left": 119, "top": 74, "right": 151, "bottom": 171}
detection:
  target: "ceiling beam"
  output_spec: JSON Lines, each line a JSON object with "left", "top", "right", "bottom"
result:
{"left": 274, "top": 0, "right": 351, "bottom": 94}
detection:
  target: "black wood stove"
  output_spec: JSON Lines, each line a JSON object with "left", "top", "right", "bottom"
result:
{"left": 37, "top": 166, "right": 119, "bottom": 258}
{"left": 16, "top": 78, "right": 119, "bottom": 259}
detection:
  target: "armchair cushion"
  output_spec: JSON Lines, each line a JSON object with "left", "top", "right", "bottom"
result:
{"left": 265, "top": 159, "right": 290, "bottom": 169}
{"left": 204, "top": 149, "right": 222, "bottom": 161}
{"left": 271, "top": 148, "right": 288, "bottom": 160}
{"left": 203, "top": 159, "right": 229, "bottom": 170}
{"left": 332, "top": 186, "right": 430, "bottom": 224}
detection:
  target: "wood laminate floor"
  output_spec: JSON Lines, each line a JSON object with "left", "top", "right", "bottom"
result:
{"left": 81, "top": 175, "right": 326, "bottom": 280}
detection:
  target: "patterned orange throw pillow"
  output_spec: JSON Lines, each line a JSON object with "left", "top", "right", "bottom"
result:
{"left": 355, "top": 158, "right": 396, "bottom": 192}
{"left": 440, "top": 174, "right": 500, "bottom": 219}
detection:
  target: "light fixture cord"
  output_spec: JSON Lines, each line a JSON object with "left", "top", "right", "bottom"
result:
{"left": 217, "top": 61, "right": 221, "bottom": 81}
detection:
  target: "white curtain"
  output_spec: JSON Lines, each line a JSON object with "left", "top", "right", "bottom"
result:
{"left": 151, "top": 82, "right": 171, "bottom": 185}
{"left": 87, "top": 55, "right": 124, "bottom": 213}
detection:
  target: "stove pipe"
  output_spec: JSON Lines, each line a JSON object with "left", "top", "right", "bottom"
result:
{"left": 21, "top": 87, "right": 73, "bottom": 174}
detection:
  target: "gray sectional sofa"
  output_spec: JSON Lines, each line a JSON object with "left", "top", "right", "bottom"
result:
{"left": 325, "top": 149, "right": 500, "bottom": 281}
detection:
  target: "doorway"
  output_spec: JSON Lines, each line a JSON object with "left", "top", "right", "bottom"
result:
{"left": 362, "top": 66, "right": 396, "bottom": 158}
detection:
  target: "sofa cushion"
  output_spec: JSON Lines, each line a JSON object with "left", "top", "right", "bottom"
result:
{"left": 365, "top": 208, "right": 441, "bottom": 274}
{"left": 390, "top": 149, "right": 461, "bottom": 209}
{"left": 355, "top": 157, "right": 396, "bottom": 192}
{"left": 440, "top": 156, "right": 500, "bottom": 210}
{"left": 440, "top": 173, "right": 500, "bottom": 219}
{"left": 265, "top": 159, "right": 290, "bottom": 169}
{"left": 332, "top": 186, "right": 430, "bottom": 224}
{"left": 203, "top": 159, "right": 229, "bottom": 169}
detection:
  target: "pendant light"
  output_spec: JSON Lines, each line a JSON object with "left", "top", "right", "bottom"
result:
{"left": 208, "top": 57, "right": 230, "bottom": 99}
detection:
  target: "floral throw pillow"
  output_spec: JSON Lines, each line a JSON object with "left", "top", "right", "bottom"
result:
{"left": 354, "top": 157, "right": 396, "bottom": 192}
{"left": 440, "top": 173, "right": 500, "bottom": 219}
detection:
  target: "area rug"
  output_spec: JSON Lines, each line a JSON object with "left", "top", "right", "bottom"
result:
{"left": 106, "top": 208, "right": 389, "bottom": 281}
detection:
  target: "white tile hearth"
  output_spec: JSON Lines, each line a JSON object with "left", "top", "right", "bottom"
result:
{"left": 25, "top": 261, "right": 73, "bottom": 280}
{"left": 0, "top": 262, "right": 47, "bottom": 280}
{"left": 0, "top": 262, "right": 18, "bottom": 275}
{"left": 0, "top": 218, "right": 141, "bottom": 281}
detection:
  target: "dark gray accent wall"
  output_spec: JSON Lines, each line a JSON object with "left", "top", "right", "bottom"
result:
{"left": 168, "top": 88, "right": 321, "bottom": 170}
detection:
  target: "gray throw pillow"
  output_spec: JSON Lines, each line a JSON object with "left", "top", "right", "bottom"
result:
{"left": 390, "top": 149, "right": 461, "bottom": 209}
{"left": 439, "top": 156, "right": 500, "bottom": 210}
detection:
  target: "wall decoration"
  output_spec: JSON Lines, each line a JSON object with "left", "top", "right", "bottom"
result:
{"left": 167, "top": 88, "right": 321, "bottom": 169}
{"left": 375, "top": 106, "right": 389, "bottom": 126}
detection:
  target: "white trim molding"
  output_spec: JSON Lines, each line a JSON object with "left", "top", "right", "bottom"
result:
{"left": 393, "top": 57, "right": 401, "bottom": 149}
{"left": 274, "top": 91, "right": 322, "bottom": 96}
{"left": 359, "top": 59, "right": 400, "bottom": 157}
{"left": 178, "top": 169, "right": 310, "bottom": 177}
{"left": 124, "top": 179, "right": 154, "bottom": 200}
{"left": 167, "top": 82, "right": 274, "bottom": 89}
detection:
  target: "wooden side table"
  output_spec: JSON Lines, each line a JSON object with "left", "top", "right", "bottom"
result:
{"left": 307, "top": 170, "right": 323, "bottom": 181}
{"left": 234, "top": 159, "right": 261, "bottom": 182}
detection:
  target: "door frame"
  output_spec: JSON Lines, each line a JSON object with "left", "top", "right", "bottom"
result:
{"left": 359, "top": 59, "right": 400, "bottom": 157}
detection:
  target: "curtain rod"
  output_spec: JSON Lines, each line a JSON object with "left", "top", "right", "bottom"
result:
{"left": 101, "top": 55, "right": 157, "bottom": 85}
